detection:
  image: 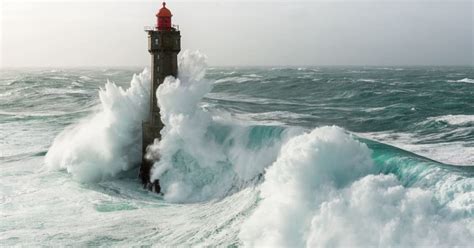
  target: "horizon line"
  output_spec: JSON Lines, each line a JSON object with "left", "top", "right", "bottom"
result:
{"left": 2, "top": 64, "right": 473, "bottom": 70}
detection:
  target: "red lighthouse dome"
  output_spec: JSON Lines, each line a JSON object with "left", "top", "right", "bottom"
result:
{"left": 156, "top": 2, "right": 173, "bottom": 30}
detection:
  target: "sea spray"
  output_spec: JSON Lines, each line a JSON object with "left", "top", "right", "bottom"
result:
{"left": 44, "top": 69, "right": 150, "bottom": 182}
{"left": 43, "top": 51, "right": 293, "bottom": 196}
{"left": 41, "top": 54, "right": 474, "bottom": 245}
{"left": 240, "top": 126, "right": 473, "bottom": 247}
{"left": 148, "top": 51, "right": 297, "bottom": 202}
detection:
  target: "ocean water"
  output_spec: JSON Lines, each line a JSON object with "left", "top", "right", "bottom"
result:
{"left": 1, "top": 51, "right": 473, "bottom": 246}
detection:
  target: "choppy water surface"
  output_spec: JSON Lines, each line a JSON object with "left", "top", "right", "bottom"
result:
{"left": 1, "top": 55, "right": 473, "bottom": 246}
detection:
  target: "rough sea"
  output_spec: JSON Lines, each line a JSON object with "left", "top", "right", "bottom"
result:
{"left": 1, "top": 51, "right": 473, "bottom": 246}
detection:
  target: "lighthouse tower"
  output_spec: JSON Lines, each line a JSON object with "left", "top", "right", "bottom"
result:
{"left": 141, "top": 2, "right": 181, "bottom": 192}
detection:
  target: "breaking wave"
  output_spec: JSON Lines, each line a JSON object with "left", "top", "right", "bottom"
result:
{"left": 147, "top": 51, "right": 300, "bottom": 202}
{"left": 43, "top": 51, "right": 474, "bottom": 246}
{"left": 240, "top": 128, "right": 474, "bottom": 246}
{"left": 150, "top": 52, "right": 473, "bottom": 245}
{"left": 45, "top": 69, "right": 150, "bottom": 182}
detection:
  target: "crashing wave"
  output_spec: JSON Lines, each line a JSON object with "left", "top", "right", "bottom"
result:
{"left": 43, "top": 51, "right": 474, "bottom": 247}
{"left": 147, "top": 51, "right": 299, "bottom": 202}
{"left": 45, "top": 69, "right": 150, "bottom": 182}
{"left": 240, "top": 126, "right": 474, "bottom": 247}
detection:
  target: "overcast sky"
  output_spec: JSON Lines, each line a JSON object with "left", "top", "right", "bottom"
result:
{"left": 1, "top": 0, "right": 473, "bottom": 67}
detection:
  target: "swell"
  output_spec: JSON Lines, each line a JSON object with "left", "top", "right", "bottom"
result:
{"left": 40, "top": 52, "right": 472, "bottom": 200}
{"left": 36, "top": 56, "right": 473, "bottom": 246}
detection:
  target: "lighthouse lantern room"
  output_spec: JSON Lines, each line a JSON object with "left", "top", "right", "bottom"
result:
{"left": 157, "top": 2, "right": 173, "bottom": 30}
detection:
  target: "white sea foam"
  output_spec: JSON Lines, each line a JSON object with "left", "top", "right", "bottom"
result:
{"left": 214, "top": 76, "right": 255, "bottom": 84}
{"left": 364, "top": 106, "right": 386, "bottom": 112}
{"left": 357, "top": 78, "right": 377, "bottom": 83}
{"left": 231, "top": 111, "right": 314, "bottom": 125}
{"left": 428, "top": 114, "right": 474, "bottom": 126}
{"left": 243, "top": 74, "right": 262, "bottom": 78}
{"left": 457, "top": 78, "right": 474, "bottom": 84}
{"left": 358, "top": 115, "right": 474, "bottom": 165}
{"left": 240, "top": 126, "right": 474, "bottom": 247}
{"left": 359, "top": 131, "right": 474, "bottom": 165}
{"left": 44, "top": 69, "right": 150, "bottom": 182}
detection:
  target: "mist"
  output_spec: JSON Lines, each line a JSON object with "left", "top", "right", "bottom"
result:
{"left": 1, "top": 0, "right": 473, "bottom": 67}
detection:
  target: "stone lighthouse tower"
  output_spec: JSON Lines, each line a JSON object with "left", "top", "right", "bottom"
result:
{"left": 140, "top": 2, "right": 181, "bottom": 192}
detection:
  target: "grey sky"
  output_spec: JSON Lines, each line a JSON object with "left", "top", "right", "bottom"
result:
{"left": 1, "top": 0, "right": 473, "bottom": 67}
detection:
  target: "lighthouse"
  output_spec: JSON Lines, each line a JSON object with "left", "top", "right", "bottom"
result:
{"left": 140, "top": 2, "right": 181, "bottom": 192}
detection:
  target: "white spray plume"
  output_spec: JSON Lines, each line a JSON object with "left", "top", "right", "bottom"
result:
{"left": 45, "top": 69, "right": 150, "bottom": 182}
{"left": 147, "top": 51, "right": 294, "bottom": 203}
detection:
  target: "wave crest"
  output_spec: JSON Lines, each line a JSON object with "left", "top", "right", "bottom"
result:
{"left": 240, "top": 126, "right": 473, "bottom": 247}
